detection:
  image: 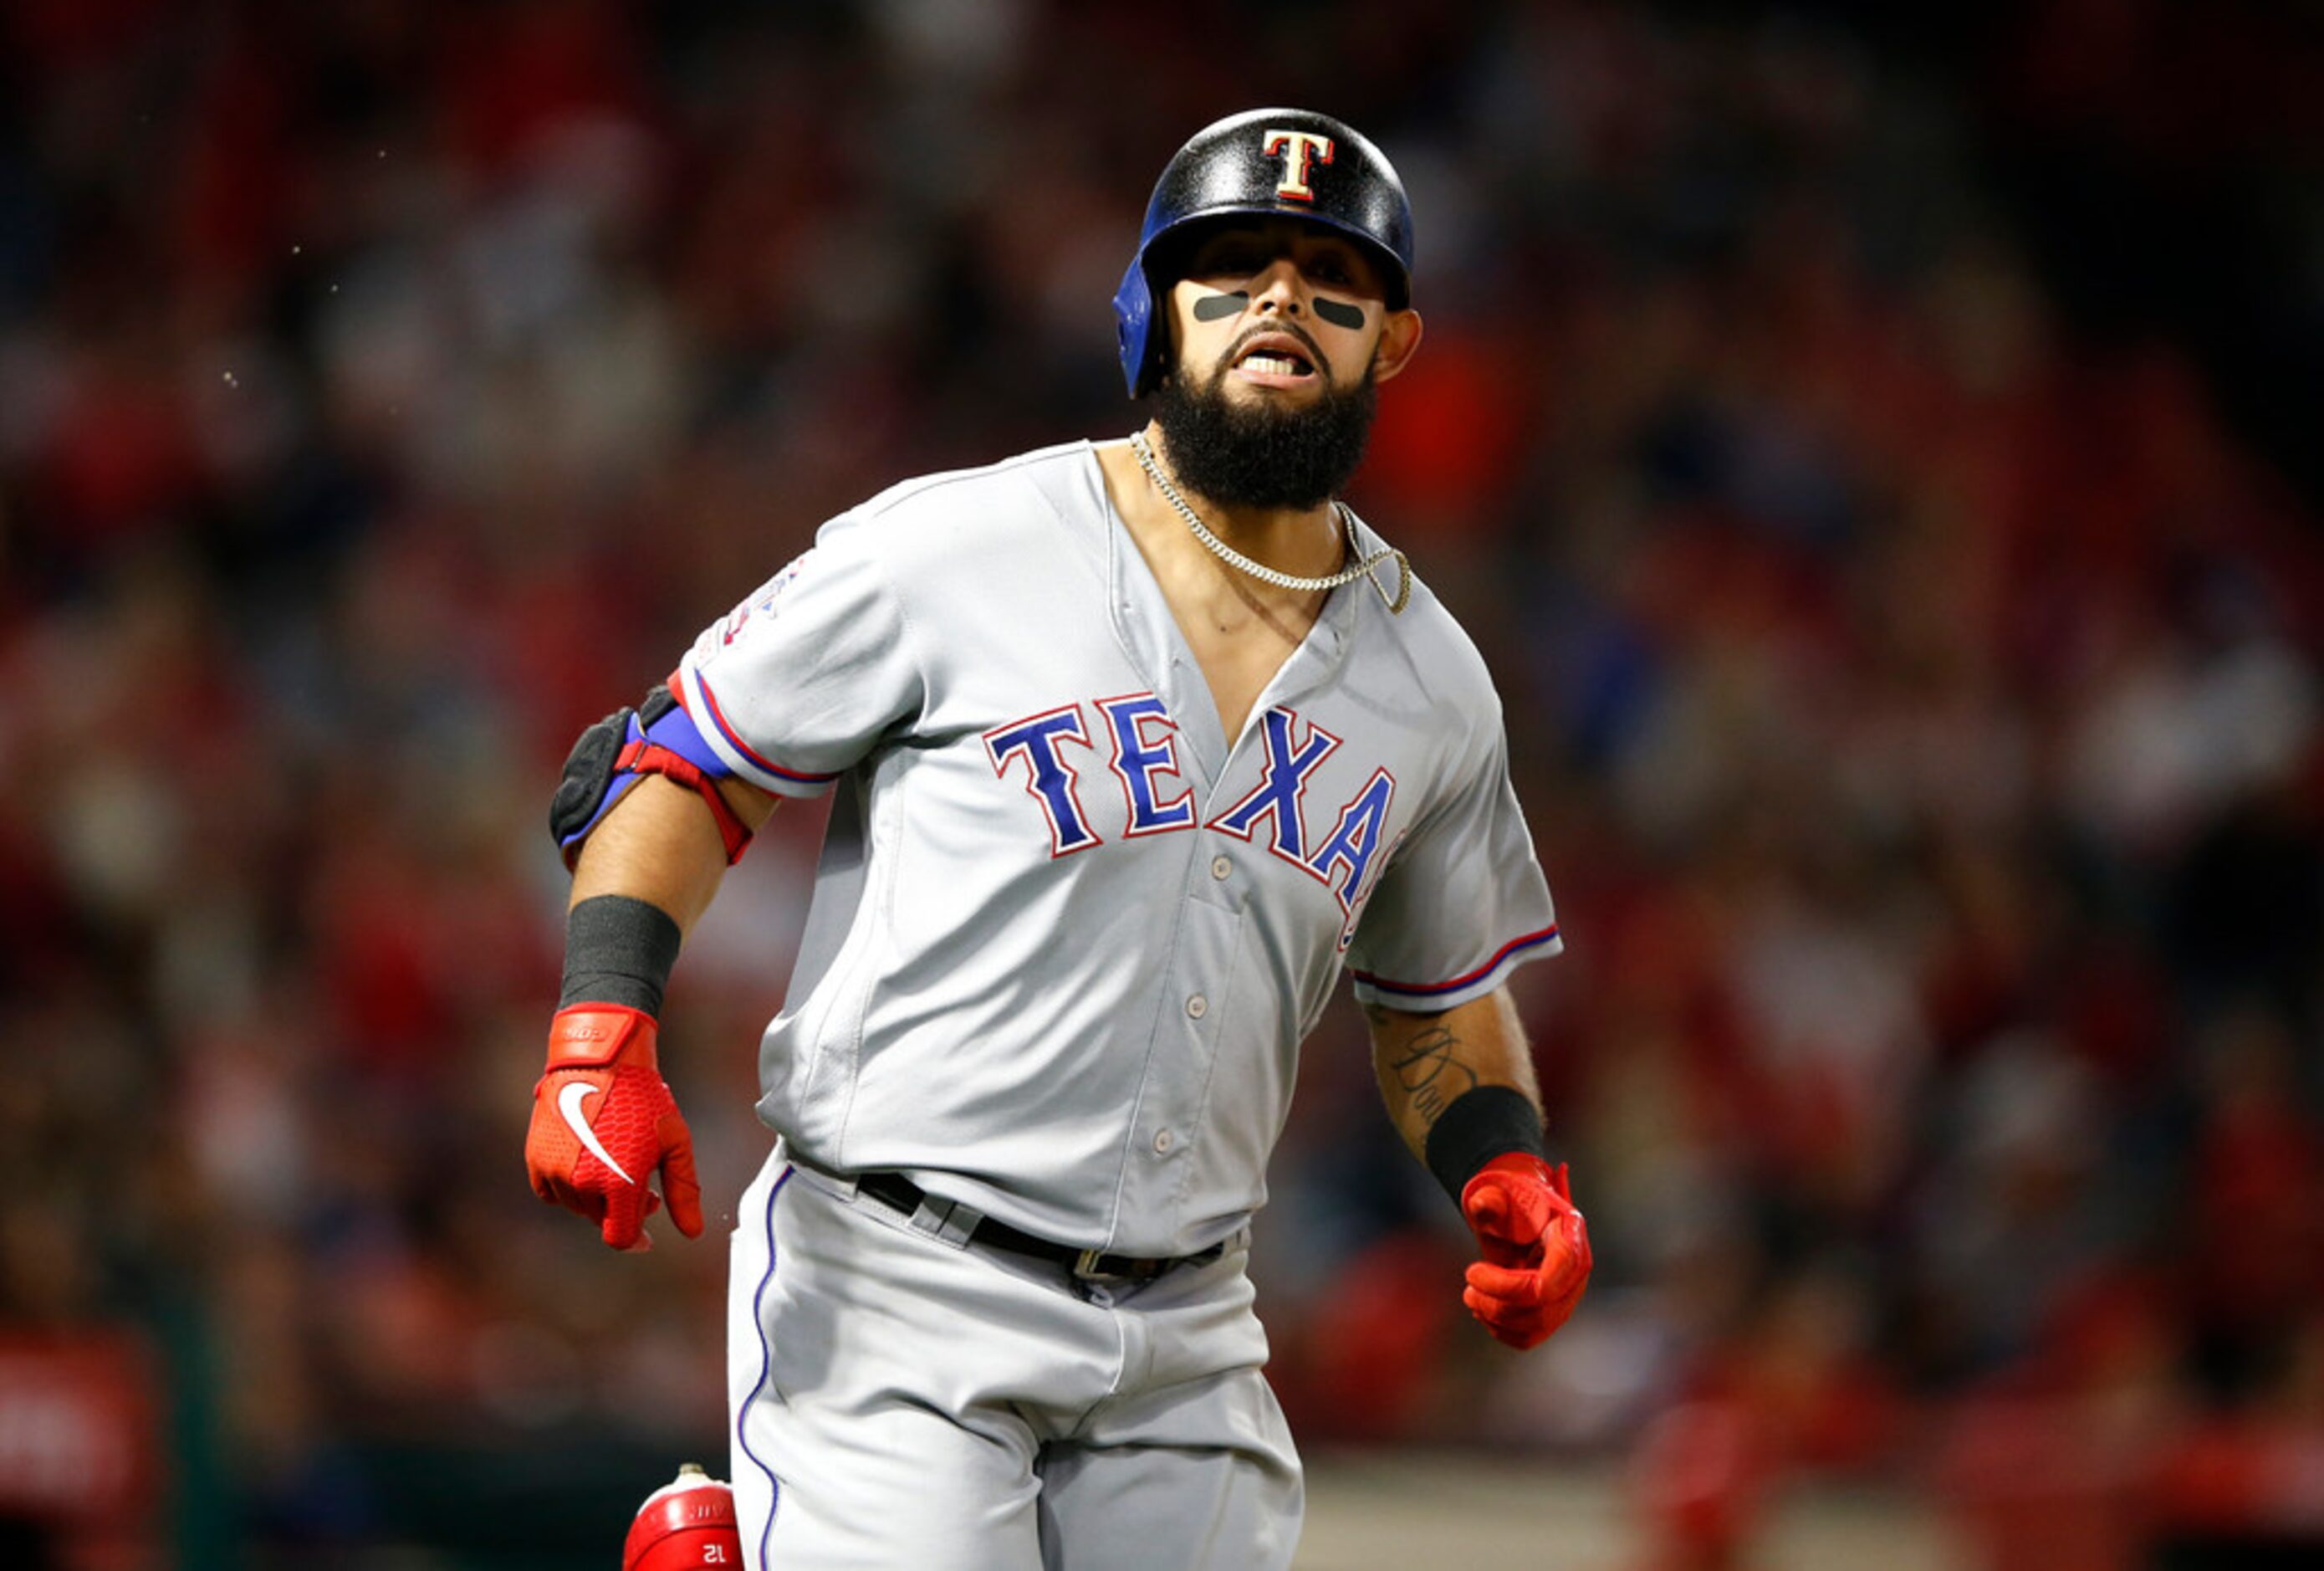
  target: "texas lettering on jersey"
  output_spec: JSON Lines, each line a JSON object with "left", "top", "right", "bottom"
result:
{"left": 983, "top": 696, "right": 1399, "bottom": 938}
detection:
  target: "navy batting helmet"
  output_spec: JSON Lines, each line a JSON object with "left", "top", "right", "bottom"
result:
{"left": 1113, "top": 107, "right": 1415, "bottom": 398}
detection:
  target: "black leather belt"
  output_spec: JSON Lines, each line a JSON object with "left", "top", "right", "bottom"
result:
{"left": 856, "top": 1172, "right": 1225, "bottom": 1283}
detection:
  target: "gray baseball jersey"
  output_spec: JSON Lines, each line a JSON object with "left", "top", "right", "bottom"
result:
{"left": 676, "top": 438, "right": 1559, "bottom": 1261}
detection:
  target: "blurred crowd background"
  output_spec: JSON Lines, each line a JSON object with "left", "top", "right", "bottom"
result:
{"left": 3, "top": 1, "right": 2321, "bottom": 1566}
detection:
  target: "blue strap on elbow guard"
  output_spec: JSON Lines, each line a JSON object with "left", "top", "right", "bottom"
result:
{"left": 637, "top": 680, "right": 732, "bottom": 777}
{"left": 549, "top": 683, "right": 745, "bottom": 869}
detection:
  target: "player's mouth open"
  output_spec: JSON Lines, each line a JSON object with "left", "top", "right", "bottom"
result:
{"left": 1232, "top": 340, "right": 1315, "bottom": 383}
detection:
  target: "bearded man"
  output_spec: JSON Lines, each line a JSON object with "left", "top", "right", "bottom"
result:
{"left": 532, "top": 107, "right": 1591, "bottom": 1569}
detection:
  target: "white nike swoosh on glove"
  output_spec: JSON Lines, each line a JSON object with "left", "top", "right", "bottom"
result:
{"left": 558, "top": 1081, "right": 636, "bottom": 1185}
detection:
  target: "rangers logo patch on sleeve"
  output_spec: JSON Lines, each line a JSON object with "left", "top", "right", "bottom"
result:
{"left": 718, "top": 550, "right": 817, "bottom": 646}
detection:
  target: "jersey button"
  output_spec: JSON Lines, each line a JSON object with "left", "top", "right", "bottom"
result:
{"left": 1153, "top": 1128, "right": 1174, "bottom": 1154}
{"left": 1210, "top": 855, "right": 1232, "bottom": 880}
{"left": 1185, "top": 995, "right": 1207, "bottom": 1019}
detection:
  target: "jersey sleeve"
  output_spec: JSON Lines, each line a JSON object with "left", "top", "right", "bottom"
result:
{"left": 1346, "top": 714, "right": 1561, "bottom": 1011}
{"left": 672, "top": 512, "right": 924, "bottom": 799}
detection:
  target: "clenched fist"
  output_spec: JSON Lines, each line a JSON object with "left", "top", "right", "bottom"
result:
{"left": 526, "top": 1006, "right": 703, "bottom": 1250}
{"left": 1459, "top": 1153, "right": 1591, "bottom": 1349}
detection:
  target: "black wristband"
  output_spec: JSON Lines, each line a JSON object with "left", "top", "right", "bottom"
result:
{"left": 1422, "top": 1085, "right": 1550, "bottom": 1204}
{"left": 559, "top": 894, "right": 683, "bottom": 1016}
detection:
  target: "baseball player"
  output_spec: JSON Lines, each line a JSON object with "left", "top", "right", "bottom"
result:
{"left": 529, "top": 107, "right": 1591, "bottom": 1568}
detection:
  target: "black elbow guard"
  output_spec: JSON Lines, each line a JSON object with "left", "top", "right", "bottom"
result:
{"left": 550, "top": 706, "right": 635, "bottom": 861}
{"left": 549, "top": 683, "right": 752, "bottom": 870}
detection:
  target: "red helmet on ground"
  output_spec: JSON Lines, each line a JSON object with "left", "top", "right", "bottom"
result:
{"left": 623, "top": 1464, "right": 741, "bottom": 1571}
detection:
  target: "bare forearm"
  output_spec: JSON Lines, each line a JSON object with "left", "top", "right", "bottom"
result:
{"left": 1365, "top": 987, "right": 1540, "bottom": 1163}
{"left": 532, "top": 775, "right": 769, "bottom": 1251}
{"left": 570, "top": 775, "right": 778, "bottom": 935}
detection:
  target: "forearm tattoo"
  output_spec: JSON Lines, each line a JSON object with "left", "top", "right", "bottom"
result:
{"left": 1386, "top": 1021, "right": 1480, "bottom": 1127}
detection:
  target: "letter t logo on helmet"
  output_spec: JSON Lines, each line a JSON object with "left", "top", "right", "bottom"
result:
{"left": 1262, "top": 128, "right": 1335, "bottom": 201}
{"left": 1112, "top": 107, "right": 1416, "bottom": 398}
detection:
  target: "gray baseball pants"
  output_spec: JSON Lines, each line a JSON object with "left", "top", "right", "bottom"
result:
{"left": 728, "top": 1147, "right": 1304, "bottom": 1568}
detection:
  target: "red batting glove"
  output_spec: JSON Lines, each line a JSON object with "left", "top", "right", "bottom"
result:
{"left": 525, "top": 1006, "right": 703, "bottom": 1251}
{"left": 1459, "top": 1153, "right": 1592, "bottom": 1350}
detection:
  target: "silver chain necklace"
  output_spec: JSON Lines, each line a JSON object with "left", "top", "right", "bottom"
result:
{"left": 1129, "top": 432, "right": 1411, "bottom": 615}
